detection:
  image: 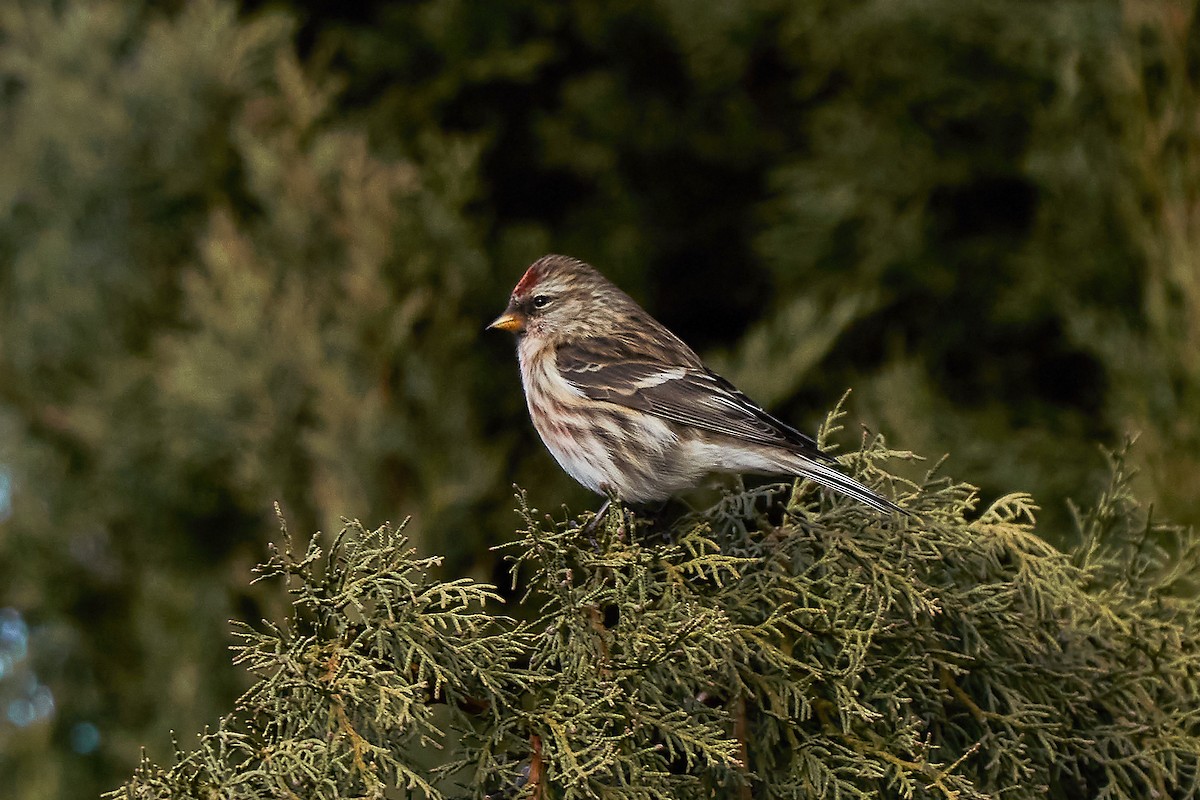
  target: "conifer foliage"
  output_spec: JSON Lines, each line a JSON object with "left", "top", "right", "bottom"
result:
{"left": 114, "top": 423, "right": 1200, "bottom": 799}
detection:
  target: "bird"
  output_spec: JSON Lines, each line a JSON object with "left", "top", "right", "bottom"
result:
{"left": 487, "top": 254, "right": 902, "bottom": 515}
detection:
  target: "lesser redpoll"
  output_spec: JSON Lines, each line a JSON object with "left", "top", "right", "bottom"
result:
{"left": 488, "top": 255, "right": 901, "bottom": 514}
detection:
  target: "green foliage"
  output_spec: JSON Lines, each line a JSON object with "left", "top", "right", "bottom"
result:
{"left": 113, "top": 430, "right": 1200, "bottom": 799}
{"left": 1064, "top": 0, "right": 1200, "bottom": 526}
{"left": 0, "top": 1, "right": 499, "bottom": 795}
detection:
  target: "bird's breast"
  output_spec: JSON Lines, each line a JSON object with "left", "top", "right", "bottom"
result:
{"left": 517, "top": 341, "right": 585, "bottom": 410}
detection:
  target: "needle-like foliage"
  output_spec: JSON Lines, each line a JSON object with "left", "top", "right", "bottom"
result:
{"left": 113, "top": 412, "right": 1200, "bottom": 799}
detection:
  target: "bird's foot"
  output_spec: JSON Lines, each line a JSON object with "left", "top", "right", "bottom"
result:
{"left": 580, "top": 495, "right": 644, "bottom": 549}
{"left": 580, "top": 497, "right": 612, "bottom": 543}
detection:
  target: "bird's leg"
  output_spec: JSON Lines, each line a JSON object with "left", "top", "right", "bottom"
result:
{"left": 581, "top": 497, "right": 611, "bottom": 538}
{"left": 579, "top": 488, "right": 622, "bottom": 550}
{"left": 583, "top": 497, "right": 675, "bottom": 546}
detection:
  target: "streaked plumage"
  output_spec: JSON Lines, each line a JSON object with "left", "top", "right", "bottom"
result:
{"left": 488, "top": 255, "right": 902, "bottom": 513}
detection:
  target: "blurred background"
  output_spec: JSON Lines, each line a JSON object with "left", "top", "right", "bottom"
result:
{"left": 0, "top": 0, "right": 1196, "bottom": 796}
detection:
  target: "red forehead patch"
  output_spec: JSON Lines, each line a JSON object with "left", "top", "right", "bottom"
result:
{"left": 513, "top": 261, "right": 547, "bottom": 296}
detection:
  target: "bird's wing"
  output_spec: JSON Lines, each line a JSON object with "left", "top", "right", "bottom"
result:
{"left": 556, "top": 339, "right": 832, "bottom": 460}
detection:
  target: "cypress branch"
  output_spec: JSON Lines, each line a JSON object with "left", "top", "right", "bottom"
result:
{"left": 112, "top": 428, "right": 1200, "bottom": 799}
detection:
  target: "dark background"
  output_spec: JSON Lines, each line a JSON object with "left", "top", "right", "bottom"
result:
{"left": 1, "top": 0, "right": 1196, "bottom": 796}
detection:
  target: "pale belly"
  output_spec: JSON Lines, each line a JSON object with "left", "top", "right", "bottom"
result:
{"left": 517, "top": 341, "right": 701, "bottom": 503}
{"left": 531, "top": 400, "right": 693, "bottom": 503}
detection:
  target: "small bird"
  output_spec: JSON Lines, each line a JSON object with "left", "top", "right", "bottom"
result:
{"left": 488, "top": 255, "right": 902, "bottom": 514}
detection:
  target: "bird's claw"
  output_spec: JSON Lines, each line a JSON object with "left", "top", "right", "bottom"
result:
{"left": 579, "top": 497, "right": 612, "bottom": 546}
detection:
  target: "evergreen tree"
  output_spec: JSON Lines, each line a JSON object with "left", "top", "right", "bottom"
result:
{"left": 0, "top": 2, "right": 500, "bottom": 795}
{"left": 114, "top": 426, "right": 1200, "bottom": 799}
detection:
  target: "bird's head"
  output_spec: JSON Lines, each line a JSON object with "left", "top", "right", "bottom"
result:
{"left": 488, "top": 254, "right": 635, "bottom": 341}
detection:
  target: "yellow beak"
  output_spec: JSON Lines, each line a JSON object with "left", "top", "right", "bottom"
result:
{"left": 487, "top": 311, "right": 525, "bottom": 333}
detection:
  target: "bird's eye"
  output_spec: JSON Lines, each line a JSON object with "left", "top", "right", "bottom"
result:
{"left": 532, "top": 295, "right": 551, "bottom": 309}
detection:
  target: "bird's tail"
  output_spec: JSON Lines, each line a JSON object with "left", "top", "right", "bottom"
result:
{"left": 771, "top": 452, "right": 904, "bottom": 515}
